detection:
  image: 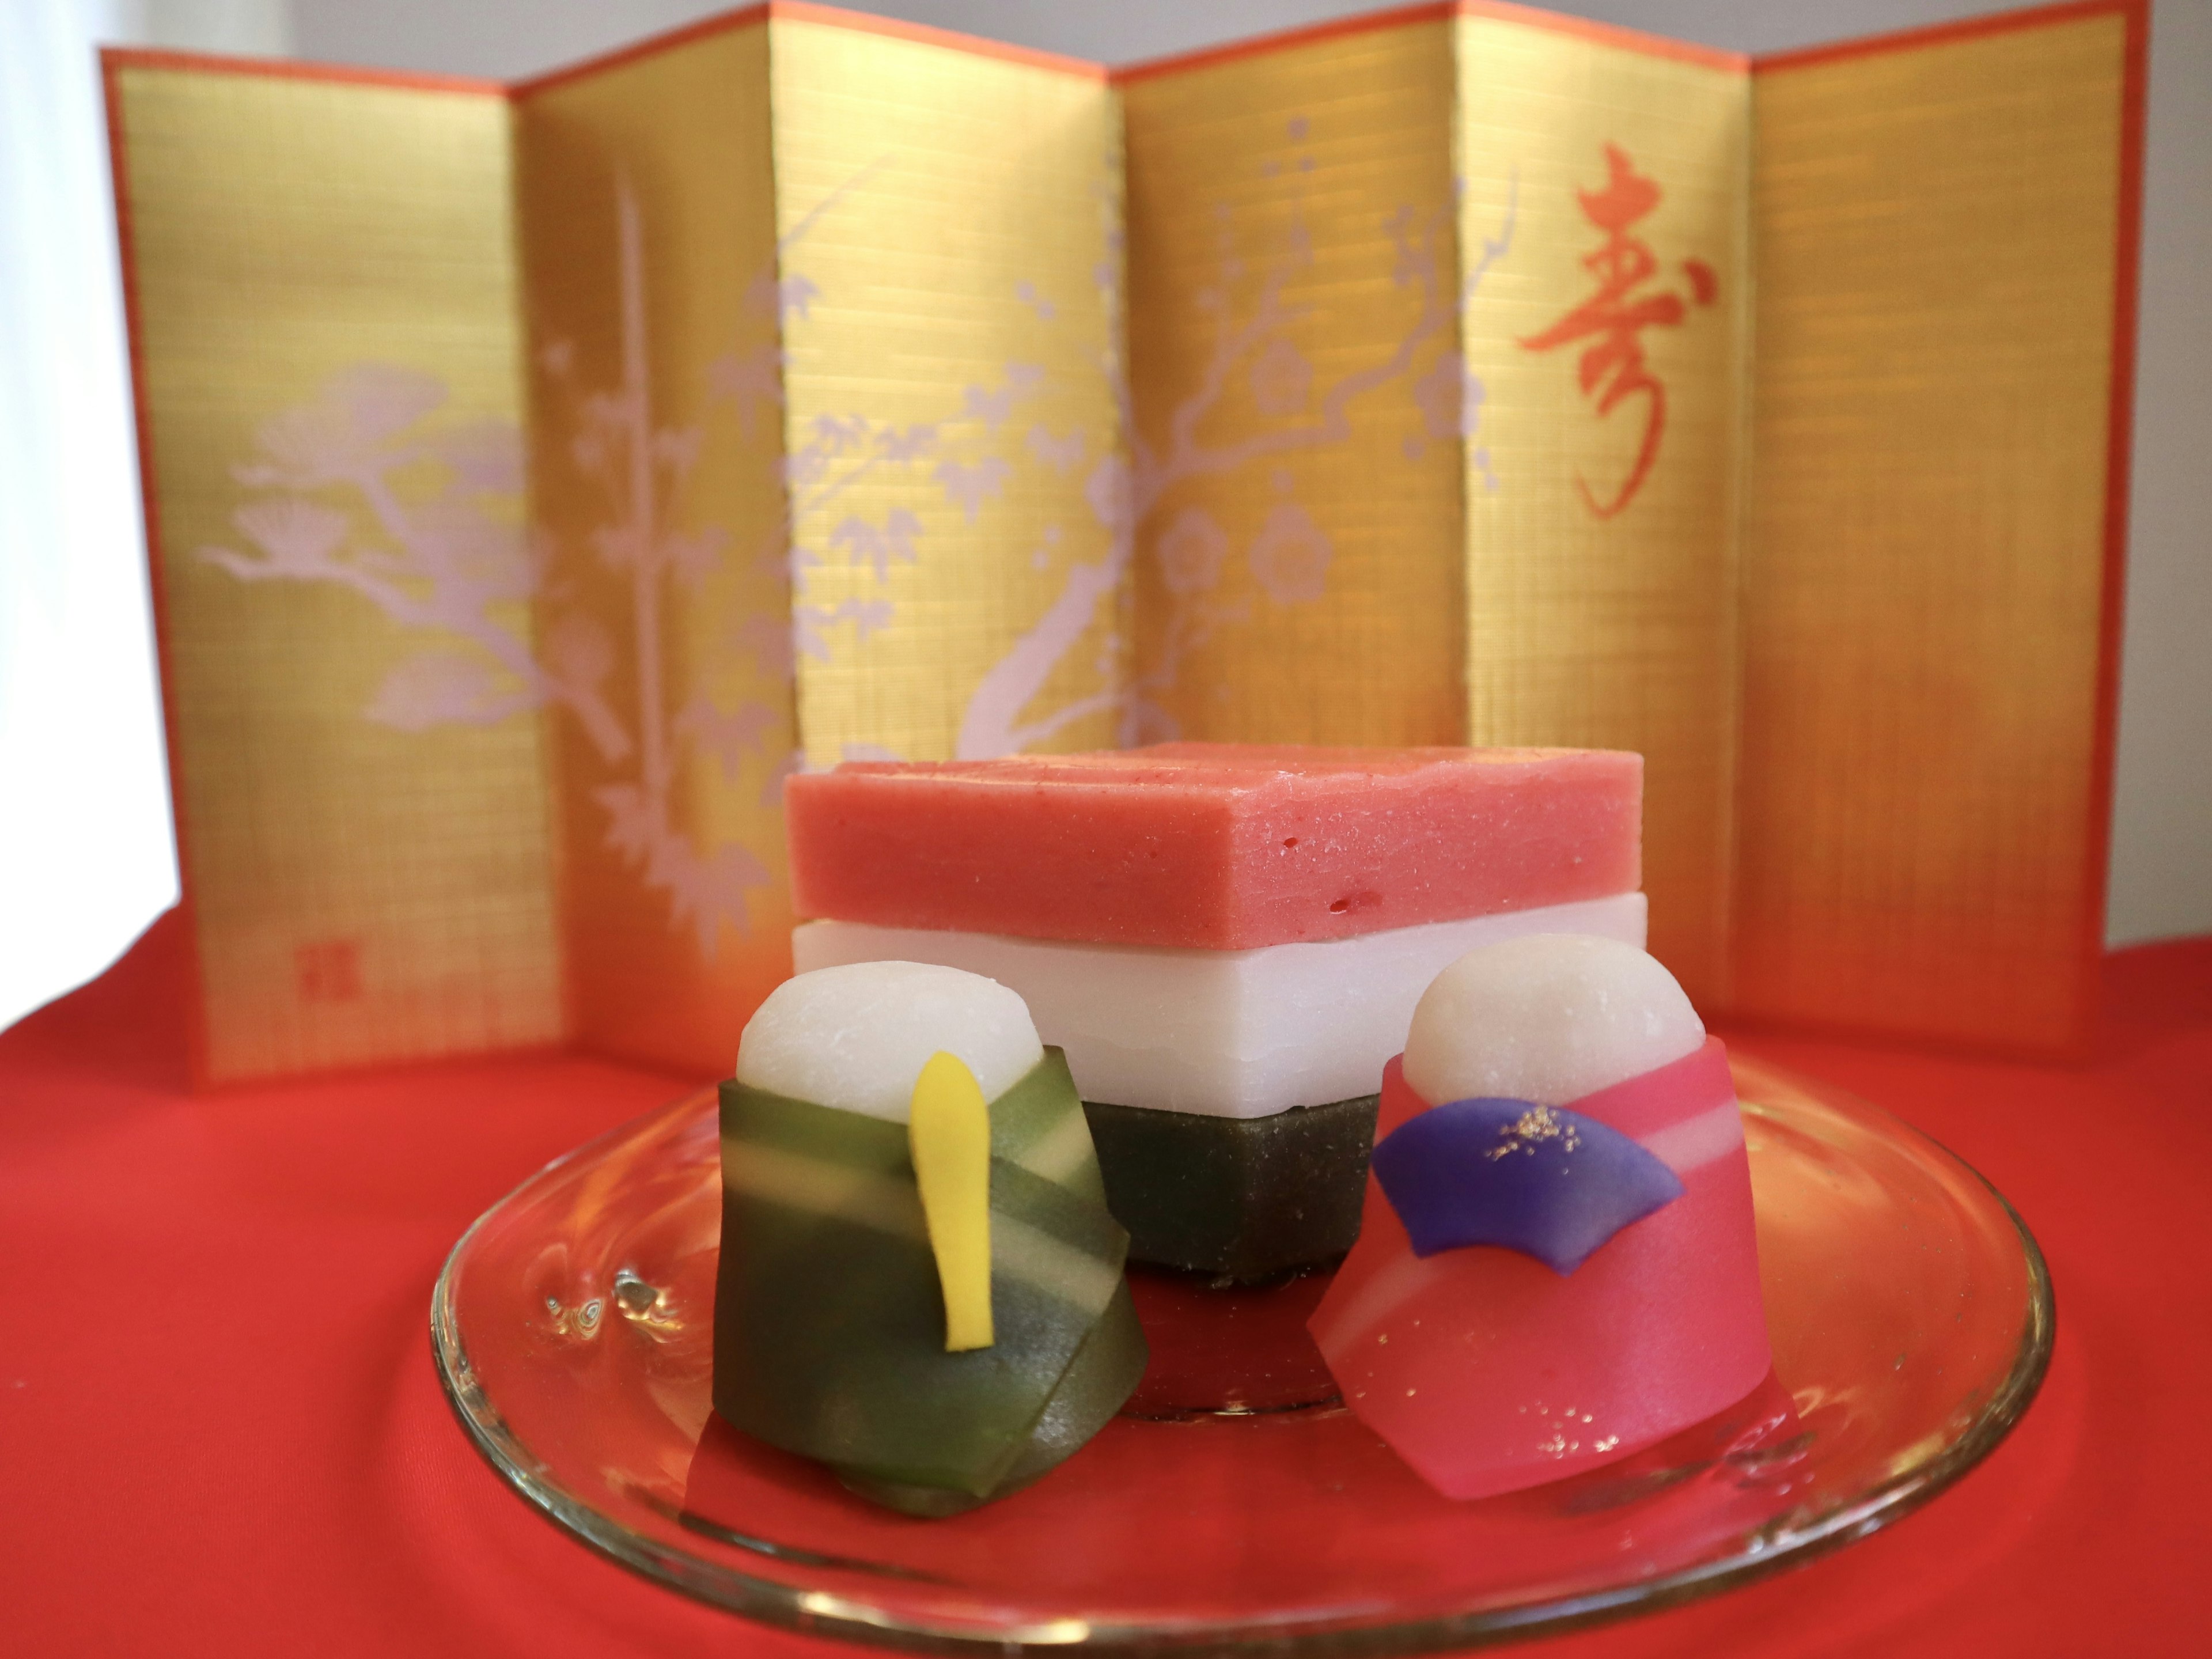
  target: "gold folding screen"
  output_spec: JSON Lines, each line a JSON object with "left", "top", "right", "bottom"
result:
{"left": 1452, "top": 11, "right": 1749, "bottom": 1001}
{"left": 109, "top": 58, "right": 562, "bottom": 1084}
{"left": 1737, "top": 5, "right": 2139, "bottom": 1053}
{"left": 107, "top": 0, "right": 2143, "bottom": 1082}
{"left": 1121, "top": 17, "right": 1467, "bottom": 754}
{"left": 517, "top": 13, "right": 1123, "bottom": 1074}
{"left": 513, "top": 19, "right": 793, "bottom": 1074}
{"left": 766, "top": 15, "right": 1124, "bottom": 770}
{"left": 1120, "top": 8, "right": 1750, "bottom": 998}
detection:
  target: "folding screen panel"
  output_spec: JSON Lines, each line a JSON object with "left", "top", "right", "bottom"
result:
{"left": 1452, "top": 7, "right": 1749, "bottom": 1001}
{"left": 1737, "top": 3, "right": 2142, "bottom": 1053}
{"left": 1119, "top": 15, "right": 1467, "bottom": 752}
{"left": 108, "top": 58, "right": 560, "bottom": 1084}
{"left": 513, "top": 17, "right": 793, "bottom": 1075}
{"left": 766, "top": 14, "right": 1124, "bottom": 770}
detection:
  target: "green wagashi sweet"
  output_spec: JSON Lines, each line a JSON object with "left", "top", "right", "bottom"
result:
{"left": 712, "top": 962, "right": 1145, "bottom": 1515}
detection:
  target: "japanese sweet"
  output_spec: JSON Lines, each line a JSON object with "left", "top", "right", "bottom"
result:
{"left": 711, "top": 961, "right": 1146, "bottom": 1516}
{"left": 1308, "top": 933, "right": 1771, "bottom": 1501}
{"left": 786, "top": 744, "right": 1647, "bottom": 1281}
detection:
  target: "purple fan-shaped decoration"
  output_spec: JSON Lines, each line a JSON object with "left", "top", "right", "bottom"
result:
{"left": 1370, "top": 1097, "right": 1684, "bottom": 1274}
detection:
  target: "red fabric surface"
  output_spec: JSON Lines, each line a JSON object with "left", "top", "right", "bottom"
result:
{"left": 2, "top": 913, "right": 2207, "bottom": 1656}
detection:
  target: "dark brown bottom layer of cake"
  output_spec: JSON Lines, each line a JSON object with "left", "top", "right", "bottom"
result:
{"left": 1080, "top": 1093, "right": 1379, "bottom": 1283}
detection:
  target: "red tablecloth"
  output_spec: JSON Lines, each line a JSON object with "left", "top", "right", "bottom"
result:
{"left": 4, "top": 914, "right": 2208, "bottom": 1656}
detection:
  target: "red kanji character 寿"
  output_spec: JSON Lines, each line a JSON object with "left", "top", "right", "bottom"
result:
{"left": 1520, "top": 144, "right": 1716, "bottom": 518}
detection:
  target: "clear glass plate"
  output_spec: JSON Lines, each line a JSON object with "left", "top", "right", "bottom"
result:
{"left": 431, "top": 1052, "right": 2052, "bottom": 1654}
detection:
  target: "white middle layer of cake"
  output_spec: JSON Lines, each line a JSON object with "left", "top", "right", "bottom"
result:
{"left": 791, "top": 892, "right": 1647, "bottom": 1119}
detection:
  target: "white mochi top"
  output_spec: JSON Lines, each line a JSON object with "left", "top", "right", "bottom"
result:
{"left": 1401, "top": 933, "right": 1705, "bottom": 1109}
{"left": 736, "top": 961, "right": 1045, "bottom": 1122}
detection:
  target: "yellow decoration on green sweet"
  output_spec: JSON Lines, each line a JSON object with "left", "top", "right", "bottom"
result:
{"left": 908, "top": 1051, "right": 994, "bottom": 1352}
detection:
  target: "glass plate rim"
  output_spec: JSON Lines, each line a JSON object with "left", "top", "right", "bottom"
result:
{"left": 429, "top": 1071, "right": 2056, "bottom": 1656}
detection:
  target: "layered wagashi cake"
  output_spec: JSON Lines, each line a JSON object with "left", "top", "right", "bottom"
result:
{"left": 786, "top": 744, "right": 1648, "bottom": 1282}
{"left": 1309, "top": 933, "right": 1771, "bottom": 1499}
{"left": 717, "top": 748, "right": 1771, "bottom": 1515}
{"left": 712, "top": 961, "right": 1146, "bottom": 1516}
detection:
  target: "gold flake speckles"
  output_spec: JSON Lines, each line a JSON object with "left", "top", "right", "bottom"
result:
{"left": 1485, "top": 1104, "right": 1582, "bottom": 1160}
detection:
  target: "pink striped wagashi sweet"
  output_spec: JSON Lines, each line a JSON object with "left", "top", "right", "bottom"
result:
{"left": 1308, "top": 934, "right": 1771, "bottom": 1501}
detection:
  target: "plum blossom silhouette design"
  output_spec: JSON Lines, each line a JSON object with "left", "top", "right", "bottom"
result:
{"left": 199, "top": 363, "right": 629, "bottom": 759}
{"left": 203, "top": 176, "right": 805, "bottom": 957}
{"left": 1248, "top": 336, "right": 1312, "bottom": 416}
{"left": 952, "top": 121, "right": 1520, "bottom": 758}
{"left": 1028, "top": 425, "right": 1087, "bottom": 474}
{"left": 935, "top": 455, "right": 1014, "bottom": 522}
{"left": 1248, "top": 499, "right": 1332, "bottom": 605}
{"left": 1154, "top": 506, "right": 1230, "bottom": 596}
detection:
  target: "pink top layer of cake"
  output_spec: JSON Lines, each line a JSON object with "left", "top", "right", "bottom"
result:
{"left": 785, "top": 743, "right": 1642, "bottom": 950}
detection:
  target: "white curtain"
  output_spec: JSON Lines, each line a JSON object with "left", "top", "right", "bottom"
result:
{"left": 0, "top": 0, "right": 286, "bottom": 1033}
